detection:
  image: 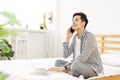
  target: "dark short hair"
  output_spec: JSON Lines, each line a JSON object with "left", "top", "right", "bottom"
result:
{"left": 72, "top": 12, "right": 88, "bottom": 28}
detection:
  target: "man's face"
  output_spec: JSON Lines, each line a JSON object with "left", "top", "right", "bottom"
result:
{"left": 72, "top": 15, "right": 85, "bottom": 30}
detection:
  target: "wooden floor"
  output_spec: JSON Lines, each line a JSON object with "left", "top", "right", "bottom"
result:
{"left": 91, "top": 74, "right": 120, "bottom": 80}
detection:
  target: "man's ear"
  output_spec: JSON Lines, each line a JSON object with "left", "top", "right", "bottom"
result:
{"left": 82, "top": 21, "right": 86, "bottom": 27}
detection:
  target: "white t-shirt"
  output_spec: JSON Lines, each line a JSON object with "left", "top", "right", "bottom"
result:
{"left": 74, "top": 36, "right": 81, "bottom": 58}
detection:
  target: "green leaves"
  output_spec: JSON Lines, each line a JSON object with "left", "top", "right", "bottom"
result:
{"left": 0, "top": 11, "right": 20, "bottom": 26}
{"left": 0, "top": 39, "right": 10, "bottom": 54}
{"left": 0, "top": 39, "right": 14, "bottom": 60}
{"left": 0, "top": 11, "right": 18, "bottom": 59}
{"left": 0, "top": 25, "right": 14, "bottom": 37}
{"left": 0, "top": 72, "right": 8, "bottom": 80}
{"left": 0, "top": 11, "right": 20, "bottom": 37}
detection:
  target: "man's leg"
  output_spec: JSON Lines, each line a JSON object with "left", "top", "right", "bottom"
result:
{"left": 55, "top": 59, "right": 69, "bottom": 67}
{"left": 71, "top": 60, "right": 97, "bottom": 79}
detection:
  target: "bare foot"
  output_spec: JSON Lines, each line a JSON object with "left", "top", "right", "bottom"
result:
{"left": 48, "top": 67, "right": 72, "bottom": 75}
{"left": 48, "top": 67, "right": 65, "bottom": 72}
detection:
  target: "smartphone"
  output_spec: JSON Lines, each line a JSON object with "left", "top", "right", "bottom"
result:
{"left": 70, "top": 26, "right": 75, "bottom": 33}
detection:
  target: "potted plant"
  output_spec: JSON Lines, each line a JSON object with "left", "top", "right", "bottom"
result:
{"left": 0, "top": 11, "right": 20, "bottom": 60}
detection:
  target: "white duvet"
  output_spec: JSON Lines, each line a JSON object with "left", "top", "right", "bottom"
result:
{"left": 0, "top": 56, "right": 120, "bottom": 80}
{"left": 0, "top": 58, "right": 80, "bottom": 80}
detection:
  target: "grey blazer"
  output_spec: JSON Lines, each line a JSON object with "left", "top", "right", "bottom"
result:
{"left": 63, "top": 30, "right": 103, "bottom": 75}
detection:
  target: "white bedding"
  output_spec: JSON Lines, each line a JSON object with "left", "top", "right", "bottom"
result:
{"left": 0, "top": 57, "right": 120, "bottom": 80}
{"left": 89, "top": 64, "right": 120, "bottom": 79}
{"left": 100, "top": 54, "right": 120, "bottom": 75}
{"left": 101, "top": 53, "right": 120, "bottom": 67}
{"left": 0, "top": 58, "right": 80, "bottom": 80}
{"left": 103, "top": 64, "right": 120, "bottom": 75}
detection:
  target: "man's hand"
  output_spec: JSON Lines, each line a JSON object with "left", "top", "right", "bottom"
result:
{"left": 64, "top": 63, "right": 72, "bottom": 69}
{"left": 65, "top": 27, "right": 74, "bottom": 42}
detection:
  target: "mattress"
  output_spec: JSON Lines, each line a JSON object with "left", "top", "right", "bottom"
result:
{"left": 0, "top": 58, "right": 120, "bottom": 80}
{"left": 0, "top": 58, "right": 80, "bottom": 80}
{"left": 89, "top": 65, "right": 120, "bottom": 80}
{"left": 103, "top": 64, "right": 120, "bottom": 75}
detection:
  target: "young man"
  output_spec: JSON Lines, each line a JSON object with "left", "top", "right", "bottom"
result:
{"left": 49, "top": 12, "right": 103, "bottom": 79}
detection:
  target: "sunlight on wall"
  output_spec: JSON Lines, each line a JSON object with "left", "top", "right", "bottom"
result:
{"left": 59, "top": 0, "right": 120, "bottom": 36}
{"left": 0, "top": 0, "right": 55, "bottom": 29}
{"left": 56, "top": 0, "right": 120, "bottom": 57}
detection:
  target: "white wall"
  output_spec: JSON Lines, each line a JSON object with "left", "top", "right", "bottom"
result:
{"left": 0, "top": 0, "right": 56, "bottom": 29}
{"left": 55, "top": 0, "right": 120, "bottom": 57}
{"left": 1, "top": 0, "right": 120, "bottom": 58}
{"left": 58, "top": 0, "right": 120, "bottom": 35}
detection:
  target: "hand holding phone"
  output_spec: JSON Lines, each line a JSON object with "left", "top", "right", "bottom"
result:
{"left": 66, "top": 26, "right": 74, "bottom": 42}
{"left": 70, "top": 26, "right": 75, "bottom": 33}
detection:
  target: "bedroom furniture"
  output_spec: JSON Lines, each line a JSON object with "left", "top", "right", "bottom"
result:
{"left": 10, "top": 31, "right": 29, "bottom": 59}
{"left": 95, "top": 34, "right": 120, "bottom": 54}
{"left": 8, "top": 29, "right": 49, "bottom": 59}
{"left": 0, "top": 56, "right": 120, "bottom": 80}
{"left": 88, "top": 34, "right": 120, "bottom": 80}
{"left": 90, "top": 74, "right": 120, "bottom": 80}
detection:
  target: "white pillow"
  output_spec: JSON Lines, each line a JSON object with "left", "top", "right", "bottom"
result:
{"left": 101, "top": 54, "right": 120, "bottom": 67}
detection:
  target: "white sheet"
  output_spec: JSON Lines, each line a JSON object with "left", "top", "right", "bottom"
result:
{"left": 103, "top": 64, "right": 120, "bottom": 75}
{"left": 0, "top": 58, "right": 120, "bottom": 80}
{"left": 101, "top": 54, "right": 120, "bottom": 67}
{"left": 0, "top": 58, "right": 80, "bottom": 80}
{"left": 89, "top": 64, "right": 120, "bottom": 79}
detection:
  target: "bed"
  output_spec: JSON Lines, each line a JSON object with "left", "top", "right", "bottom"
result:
{"left": 0, "top": 34, "right": 120, "bottom": 80}
{"left": 89, "top": 34, "right": 120, "bottom": 80}
{"left": 0, "top": 58, "right": 81, "bottom": 80}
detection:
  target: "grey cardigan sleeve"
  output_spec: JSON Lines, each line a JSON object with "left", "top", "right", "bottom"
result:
{"left": 62, "top": 40, "right": 74, "bottom": 58}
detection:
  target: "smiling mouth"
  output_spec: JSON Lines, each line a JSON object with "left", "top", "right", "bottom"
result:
{"left": 72, "top": 25, "right": 76, "bottom": 27}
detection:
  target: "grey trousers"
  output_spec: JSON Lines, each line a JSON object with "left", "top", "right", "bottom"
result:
{"left": 55, "top": 59, "right": 97, "bottom": 79}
